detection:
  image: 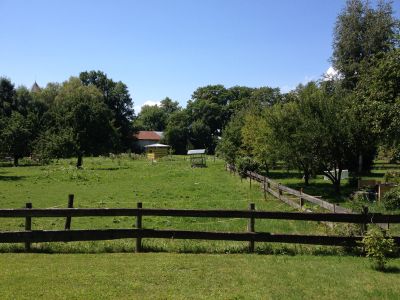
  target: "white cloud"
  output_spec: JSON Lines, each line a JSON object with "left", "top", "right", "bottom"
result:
{"left": 134, "top": 100, "right": 161, "bottom": 114}
{"left": 324, "top": 66, "right": 342, "bottom": 81}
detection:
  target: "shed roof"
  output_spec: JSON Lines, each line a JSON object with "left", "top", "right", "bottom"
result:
{"left": 187, "top": 149, "right": 206, "bottom": 155}
{"left": 135, "top": 131, "right": 162, "bottom": 140}
{"left": 144, "top": 143, "right": 170, "bottom": 148}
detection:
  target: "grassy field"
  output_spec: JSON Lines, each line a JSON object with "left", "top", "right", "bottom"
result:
{"left": 1, "top": 156, "right": 399, "bottom": 299}
{"left": 0, "top": 253, "right": 399, "bottom": 299}
{"left": 0, "top": 156, "right": 322, "bottom": 253}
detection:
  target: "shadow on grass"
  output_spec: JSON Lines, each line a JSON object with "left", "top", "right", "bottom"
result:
{"left": 283, "top": 181, "right": 354, "bottom": 203}
{"left": 87, "top": 167, "right": 130, "bottom": 171}
{"left": 0, "top": 171, "right": 25, "bottom": 181}
{"left": 380, "top": 266, "right": 400, "bottom": 273}
{"left": 0, "top": 242, "right": 359, "bottom": 257}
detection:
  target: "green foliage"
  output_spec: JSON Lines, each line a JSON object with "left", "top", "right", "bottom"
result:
{"left": 79, "top": 70, "right": 134, "bottom": 150}
{"left": 382, "top": 186, "right": 400, "bottom": 210}
{"left": 0, "top": 111, "right": 32, "bottom": 166}
{"left": 332, "top": 0, "right": 398, "bottom": 89}
{"left": 384, "top": 171, "right": 400, "bottom": 184}
{"left": 164, "top": 110, "right": 190, "bottom": 154}
{"left": 361, "top": 225, "right": 397, "bottom": 270}
{"left": 216, "top": 113, "right": 244, "bottom": 164}
{"left": 135, "top": 104, "right": 167, "bottom": 131}
{"left": 236, "top": 156, "right": 259, "bottom": 178}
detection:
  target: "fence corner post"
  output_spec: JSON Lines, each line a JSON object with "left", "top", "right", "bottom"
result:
{"left": 25, "top": 202, "right": 32, "bottom": 251}
{"left": 64, "top": 194, "right": 74, "bottom": 230}
{"left": 248, "top": 203, "right": 255, "bottom": 253}
{"left": 136, "top": 202, "right": 143, "bottom": 253}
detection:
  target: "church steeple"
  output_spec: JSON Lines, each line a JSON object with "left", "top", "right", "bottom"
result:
{"left": 31, "top": 81, "right": 41, "bottom": 93}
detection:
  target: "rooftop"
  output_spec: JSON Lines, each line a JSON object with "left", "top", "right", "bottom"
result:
{"left": 135, "top": 131, "right": 162, "bottom": 140}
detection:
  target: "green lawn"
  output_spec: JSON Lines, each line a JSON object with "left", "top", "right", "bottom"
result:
{"left": 0, "top": 156, "right": 321, "bottom": 253}
{"left": 1, "top": 156, "right": 399, "bottom": 299}
{"left": 0, "top": 253, "right": 399, "bottom": 299}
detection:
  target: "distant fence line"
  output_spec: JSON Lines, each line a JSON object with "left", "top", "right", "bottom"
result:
{"left": 0, "top": 196, "right": 400, "bottom": 252}
{"left": 225, "top": 164, "right": 390, "bottom": 230}
{"left": 226, "top": 164, "right": 351, "bottom": 213}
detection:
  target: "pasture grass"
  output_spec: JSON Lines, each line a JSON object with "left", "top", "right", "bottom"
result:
{"left": 0, "top": 253, "right": 400, "bottom": 299}
{"left": 0, "top": 156, "right": 322, "bottom": 253}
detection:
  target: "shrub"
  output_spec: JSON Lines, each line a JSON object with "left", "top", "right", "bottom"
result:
{"left": 361, "top": 225, "right": 396, "bottom": 270}
{"left": 384, "top": 171, "right": 400, "bottom": 184}
{"left": 236, "top": 156, "right": 259, "bottom": 178}
{"left": 382, "top": 186, "right": 400, "bottom": 210}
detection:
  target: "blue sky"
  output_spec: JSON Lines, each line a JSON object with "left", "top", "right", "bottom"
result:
{"left": 1, "top": 0, "right": 399, "bottom": 112}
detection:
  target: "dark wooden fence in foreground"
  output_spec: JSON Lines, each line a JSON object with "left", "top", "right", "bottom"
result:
{"left": 1, "top": 198, "right": 400, "bottom": 252}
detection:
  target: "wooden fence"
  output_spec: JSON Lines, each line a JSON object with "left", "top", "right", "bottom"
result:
{"left": 225, "top": 164, "right": 393, "bottom": 229}
{"left": 227, "top": 164, "right": 354, "bottom": 213}
{"left": 1, "top": 200, "right": 400, "bottom": 252}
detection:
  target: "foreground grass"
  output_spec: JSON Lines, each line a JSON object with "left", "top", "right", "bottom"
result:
{"left": 0, "top": 253, "right": 399, "bottom": 299}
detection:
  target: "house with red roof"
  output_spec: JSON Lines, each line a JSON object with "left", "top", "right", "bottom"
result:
{"left": 134, "top": 131, "right": 164, "bottom": 151}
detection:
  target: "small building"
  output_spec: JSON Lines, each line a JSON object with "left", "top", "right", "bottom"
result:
{"left": 187, "top": 149, "right": 206, "bottom": 167}
{"left": 145, "top": 143, "right": 170, "bottom": 160}
{"left": 135, "top": 131, "right": 164, "bottom": 151}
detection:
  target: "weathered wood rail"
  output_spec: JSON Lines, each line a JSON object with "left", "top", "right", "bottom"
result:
{"left": 227, "top": 164, "right": 353, "bottom": 213}
{"left": 1, "top": 200, "right": 400, "bottom": 252}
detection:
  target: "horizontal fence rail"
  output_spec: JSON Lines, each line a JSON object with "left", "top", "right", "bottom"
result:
{"left": 2, "top": 229, "right": 400, "bottom": 247}
{"left": 226, "top": 164, "right": 355, "bottom": 215}
{"left": 0, "top": 208, "right": 400, "bottom": 223}
{"left": 1, "top": 196, "right": 400, "bottom": 253}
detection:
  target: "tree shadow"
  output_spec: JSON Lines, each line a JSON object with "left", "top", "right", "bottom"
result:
{"left": 0, "top": 170, "right": 25, "bottom": 181}
{"left": 0, "top": 175, "right": 26, "bottom": 181}
{"left": 380, "top": 266, "right": 400, "bottom": 274}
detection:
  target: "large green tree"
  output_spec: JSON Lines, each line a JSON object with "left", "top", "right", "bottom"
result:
{"left": 332, "top": 0, "right": 398, "bottom": 89}
{"left": 79, "top": 71, "right": 134, "bottom": 150}
{"left": 35, "top": 77, "right": 117, "bottom": 167}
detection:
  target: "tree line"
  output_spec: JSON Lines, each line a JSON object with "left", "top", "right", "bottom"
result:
{"left": 0, "top": 71, "right": 134, "bottom": 167}
{"left": 217, "top": 0, "right": 399, "bottom": 192}
{"left": 1, "top": 0, "right": 399, "bottom": 189}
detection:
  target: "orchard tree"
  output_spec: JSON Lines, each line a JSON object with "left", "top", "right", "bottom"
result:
{"left": 1, "top": 112, "right": 32, "bottom": 166}
{"left": 36, "top": 77, "right": 117, "bottom": 168}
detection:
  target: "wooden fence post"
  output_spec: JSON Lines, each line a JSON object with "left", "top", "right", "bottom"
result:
{"left": 249, "top": 176, "right": 252, "bottom": 189}
{"left": 299, "top": 188, "right": 304, "bottom": 210}
{"left": 361, "top": 206, "right": 369, "bottom": 235}
{"left": 136, "top": 202, "right": 143, "bottom": 253}
{"left": 263, "top": 177, "right": 267, "bottom": 200}
{"left": 278, "top": 184, "right": 283, "bottom": 200}
{"left": 64, "top": 194, "right": 74, "bottom": 230}
{"left": 25, "top": 202, "right": 32, "bottom": 251}
{"left": 248, "top": 203, "right": 255, "bottom": 252}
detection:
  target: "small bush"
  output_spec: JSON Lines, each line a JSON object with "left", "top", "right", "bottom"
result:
{"left": 384, "top": 171, "right": 400, "bottom": 184}
{"left": 382, "top": 186, "right": 400, "bottom": 210}
{"left": 236, "top": 156, "right": 259, "bottom": 178}
{"left": 361, "top": 225, "right": 396, "bottom": 270}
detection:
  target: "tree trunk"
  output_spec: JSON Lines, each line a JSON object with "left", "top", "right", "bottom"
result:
{"left": 358, "top": 153, "right": 363, "bottom": 174}
{"left": 13, "top": 156, "right": 19, "bottom": 167}
{"left": 303, "top": 171, "right": 310, "bottom": 186}
{"left": 333, "top": 179, "right": 341, "bottom": 194}
{"left": 76, "top": 154, "right": 83, "bottom": 169}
